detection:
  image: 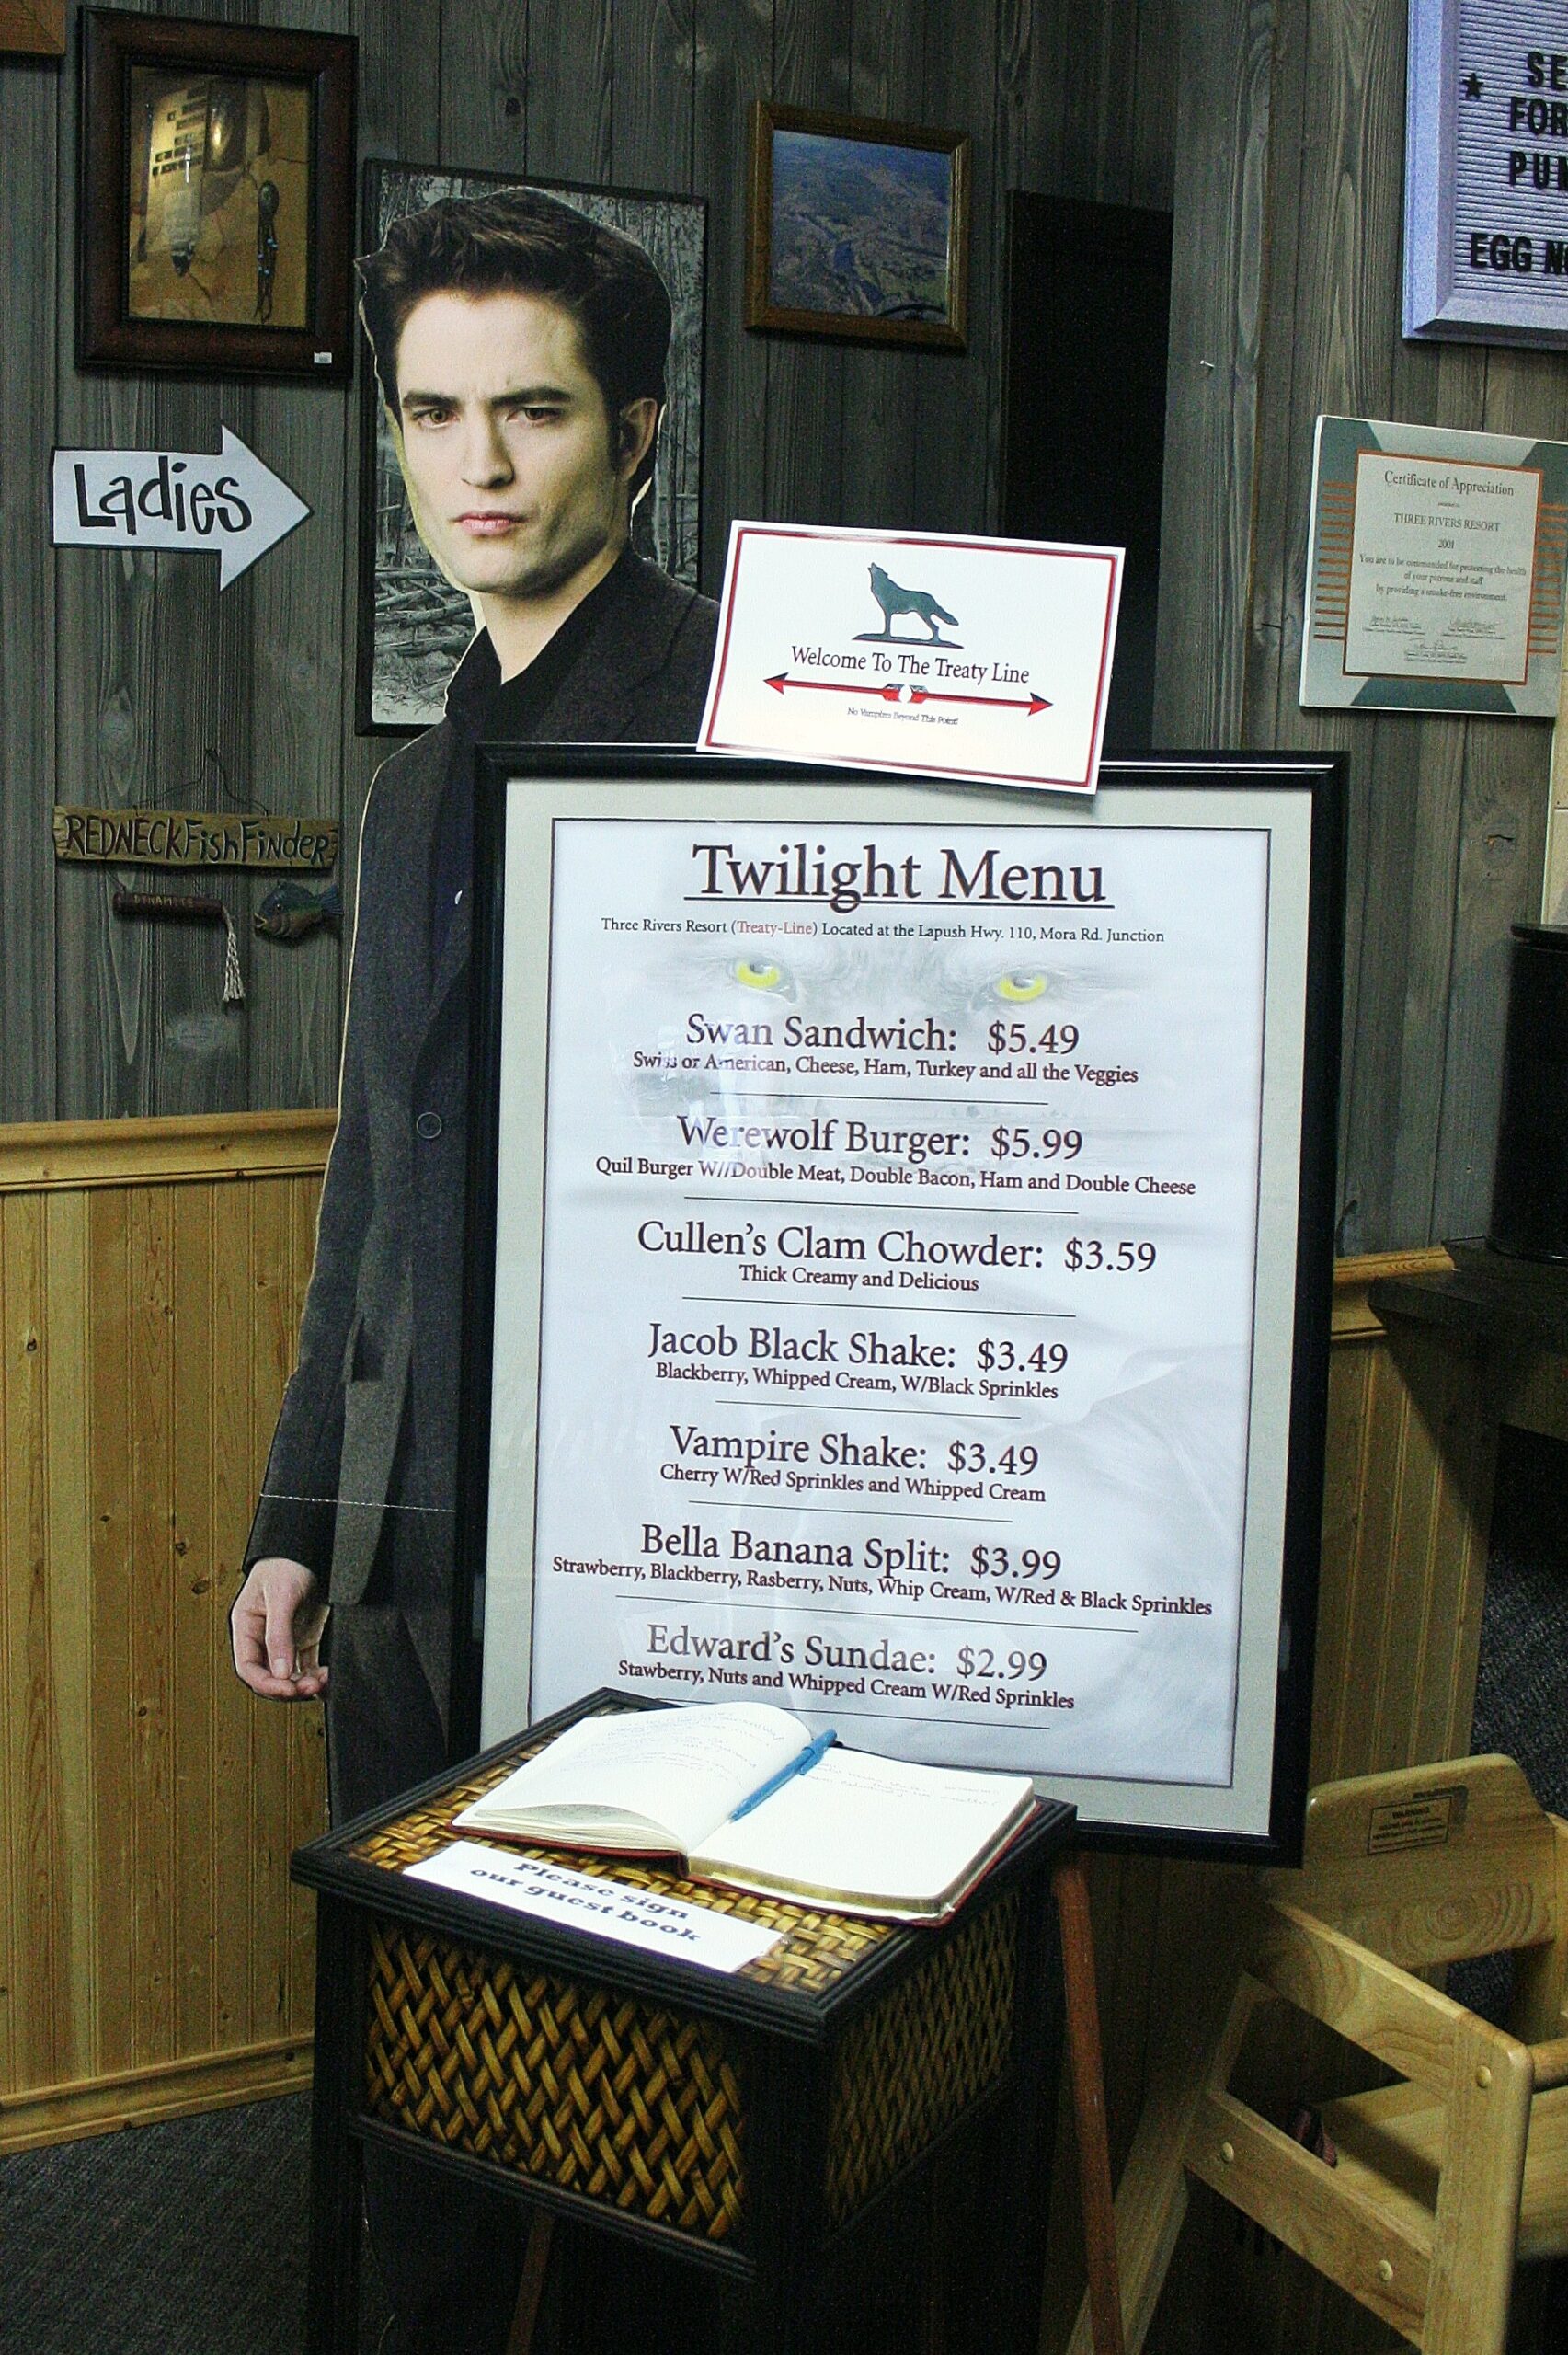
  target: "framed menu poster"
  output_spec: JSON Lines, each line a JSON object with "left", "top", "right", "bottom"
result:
{"left": 455, "top": 752, "right": 1344, "bottom": 1862}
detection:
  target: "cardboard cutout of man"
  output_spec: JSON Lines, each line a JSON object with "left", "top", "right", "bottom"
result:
{"left": 228, "top": 187, "right": 717, "bottom": 2355}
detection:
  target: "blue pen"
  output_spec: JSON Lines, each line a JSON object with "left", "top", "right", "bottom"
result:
{"left": 727, "top": 1729, "right": 838, "bottom": 1822}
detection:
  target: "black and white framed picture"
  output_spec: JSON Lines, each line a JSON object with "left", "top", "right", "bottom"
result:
{"left": 355, "top": 161, "right": 706, "bottom": 735}
{"left": 454, "top": 751, "right": 1345, "bottom": 1864}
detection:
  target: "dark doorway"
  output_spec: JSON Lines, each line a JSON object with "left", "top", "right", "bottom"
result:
{"left": 1000, "top": 193, "right": 1173, "bottom": 754}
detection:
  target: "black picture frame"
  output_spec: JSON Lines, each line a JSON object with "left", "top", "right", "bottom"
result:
{"left": 77, "top": 7, "right": 357, "bottom": 382}
{"left": 353, "top": 160, "right": 707, "bottom": 737}
{"left": 454, "top": 750, "right": 1345, "bottom": 1867}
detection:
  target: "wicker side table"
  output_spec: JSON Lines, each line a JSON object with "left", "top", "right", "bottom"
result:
{"left": 292, "top": 1691, "right": 1075, "bottom": 2355}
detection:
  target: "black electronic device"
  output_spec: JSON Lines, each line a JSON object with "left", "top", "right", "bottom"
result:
{"left": 1490, "top": 921, "right": 1568, "bottom": 1262}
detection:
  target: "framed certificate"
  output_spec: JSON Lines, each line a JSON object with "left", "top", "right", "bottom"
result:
{"left": 1301, "top": 414, "right": 1568, "bottom": 717}
{"left": 455, "top": 752, "right": 1344, "bottom": 1862}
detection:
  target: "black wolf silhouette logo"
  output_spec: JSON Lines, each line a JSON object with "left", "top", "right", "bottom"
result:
{"left": 862, "top": 561, "right": 961, "bottom": 645}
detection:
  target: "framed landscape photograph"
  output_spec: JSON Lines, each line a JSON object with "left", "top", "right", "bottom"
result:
{"left": 746, "top": 99, "right": 969, "bottom": 350}
{"left": 77, "top": 8, "right": 356, "bottom": 379}
{"left": 356, "top": 161, "right": 706, "bottom": 735}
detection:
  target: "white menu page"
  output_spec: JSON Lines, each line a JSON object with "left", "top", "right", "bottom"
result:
{"left": 480, "top": 786, "right": 1313, "bottom": 1844}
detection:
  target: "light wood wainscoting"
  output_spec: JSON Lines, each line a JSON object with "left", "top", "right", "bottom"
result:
{"left": 0, "top": 1127, "right": 1489, "bottom": 2276}
{"left": 0, "top": 1111, "right": 331, "bottom": 2150}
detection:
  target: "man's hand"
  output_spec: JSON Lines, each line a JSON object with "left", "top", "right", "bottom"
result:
{"left": 231, "top": 1557, "right": 329, "bottom": 1700}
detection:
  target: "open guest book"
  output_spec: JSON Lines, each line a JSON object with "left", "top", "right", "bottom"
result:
{"left": 452, "top": 1701, "right": 1040, "bottom": 1923}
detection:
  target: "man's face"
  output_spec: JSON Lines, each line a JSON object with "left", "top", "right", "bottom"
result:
{"left": 393, "top": 289, "right": 650, "bottom": 607}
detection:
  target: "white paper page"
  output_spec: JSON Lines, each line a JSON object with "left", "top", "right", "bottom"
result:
{"left": 698, "top": 522, "right": 1122, "bottom": 794}
{"left": 456, "top": 1703, "right": 809, "bottom": 1855}
{"left": 406, "top": 1842, "right": 782, "bottom": 1972}
{"left": 692, "top": 1746, "right": 1033, "bottom": 1905}
{"left": 482, "top": 777, "right": 1322, "bottom": 1845}
{"left": 525, "top": 813, "right": 1271, "bottom": 1805}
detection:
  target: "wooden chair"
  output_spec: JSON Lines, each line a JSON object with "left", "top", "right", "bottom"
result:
{"left": 1068, "top": 1755, "right": 1568, "bottom": 2354}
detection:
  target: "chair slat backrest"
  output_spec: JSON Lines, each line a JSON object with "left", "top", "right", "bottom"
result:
{"left": 1260, "top": 1755, "right": 1560, "bottom": 1971}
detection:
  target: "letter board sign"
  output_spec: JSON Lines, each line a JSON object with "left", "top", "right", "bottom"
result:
{"left": 1406, "top": 0, "right": 1568, "bottom": 344}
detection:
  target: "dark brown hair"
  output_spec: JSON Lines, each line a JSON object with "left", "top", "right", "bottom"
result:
{"left": 358, "top": 186, "right": 670, "bottom": 492}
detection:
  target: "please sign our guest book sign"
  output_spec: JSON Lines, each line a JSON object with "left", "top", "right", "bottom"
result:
{"left": 1406, "top": 0, "right": 1568, "bottom": 344}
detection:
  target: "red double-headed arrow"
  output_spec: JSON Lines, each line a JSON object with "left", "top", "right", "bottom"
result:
{"left": 762, "top": 672, "right": 1050, "bottom": 716}
{"left": 765, "top": 672, "right": 902, "bottom": 701}
{"left": 908, "top": 686, "right": 1051, "bottom": 715}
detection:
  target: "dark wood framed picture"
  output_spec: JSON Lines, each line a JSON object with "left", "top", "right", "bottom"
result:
{"left": 1, "top": 1, "right": 65, "bottom": 56}
{"left": 746, "top": 98, "right": 969, "bottom": 350}
{"left": 77, "top": 7, "right": 356, "bottom": 381}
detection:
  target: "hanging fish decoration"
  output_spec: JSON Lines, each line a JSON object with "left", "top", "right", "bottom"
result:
{"left": 254, "top": 879, "right": 342, "bottom": 941}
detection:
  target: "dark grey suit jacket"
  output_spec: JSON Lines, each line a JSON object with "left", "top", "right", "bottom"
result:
{"left": 246, "top": 555, "right": 718, "bottom": 1625}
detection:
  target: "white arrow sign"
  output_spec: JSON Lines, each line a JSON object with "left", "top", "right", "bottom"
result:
{"left": 52, "top": 426, "right": 311, "bottom": 589}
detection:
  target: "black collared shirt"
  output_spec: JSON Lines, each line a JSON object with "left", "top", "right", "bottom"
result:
{"left": 429, "top": 550, "right": 631, "bottom": 971}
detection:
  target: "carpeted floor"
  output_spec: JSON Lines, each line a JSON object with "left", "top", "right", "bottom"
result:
{"left": 1468, "top": 1422, "right": 1568, "bottom": 1821}
{"left": 0, "top": 2090, "right": 897, "bottom": 2353}
{"left": 0, "top": 2092, "right": 388, "bottom": 2355}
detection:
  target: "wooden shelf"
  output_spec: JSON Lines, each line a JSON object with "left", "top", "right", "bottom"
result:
{"left": 1371, "top": 1242, "right": 1568, "bottom": 1356}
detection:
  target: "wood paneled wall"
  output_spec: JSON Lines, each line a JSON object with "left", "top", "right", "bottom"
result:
{"left": 9, "top": 0, "right": 1541, "bottom": 1233}
{"left": 0, "top": 1112, "right": 328, "bottom": 2147}
{"left": 1, "top": 0, "right": 1176, "bottom": 1132}
{"left": 6, "top": 0, "right": 1560, "bottom": 1192}
{"left": 1157, "top": 0, "right": 1567, "bottom": 1254}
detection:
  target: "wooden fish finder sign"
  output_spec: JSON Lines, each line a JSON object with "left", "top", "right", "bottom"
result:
{"left": 53, "top": 807, "right": 338, "bottom": 870}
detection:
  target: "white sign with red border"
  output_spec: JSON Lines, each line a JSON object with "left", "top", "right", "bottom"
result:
{"left": 698, "top": 522, "right": 1122, "bottom": 797}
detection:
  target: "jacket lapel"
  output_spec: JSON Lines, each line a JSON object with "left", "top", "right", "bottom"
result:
{"left": 425, "top": 874, "right": 472, "bottom": 1039}
{"left": 414, "top": 630, "right": 493, "bottom": 1051}
{"left": 385, "top": 719, "right": 452, "bottom": 1044}
{"left": 529, "top": 555, "right": 685, "bottom": 741}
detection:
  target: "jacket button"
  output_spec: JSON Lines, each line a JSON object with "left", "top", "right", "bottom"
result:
{"left": 415, "top": 1111, "right": 443, "bottom": 1140}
